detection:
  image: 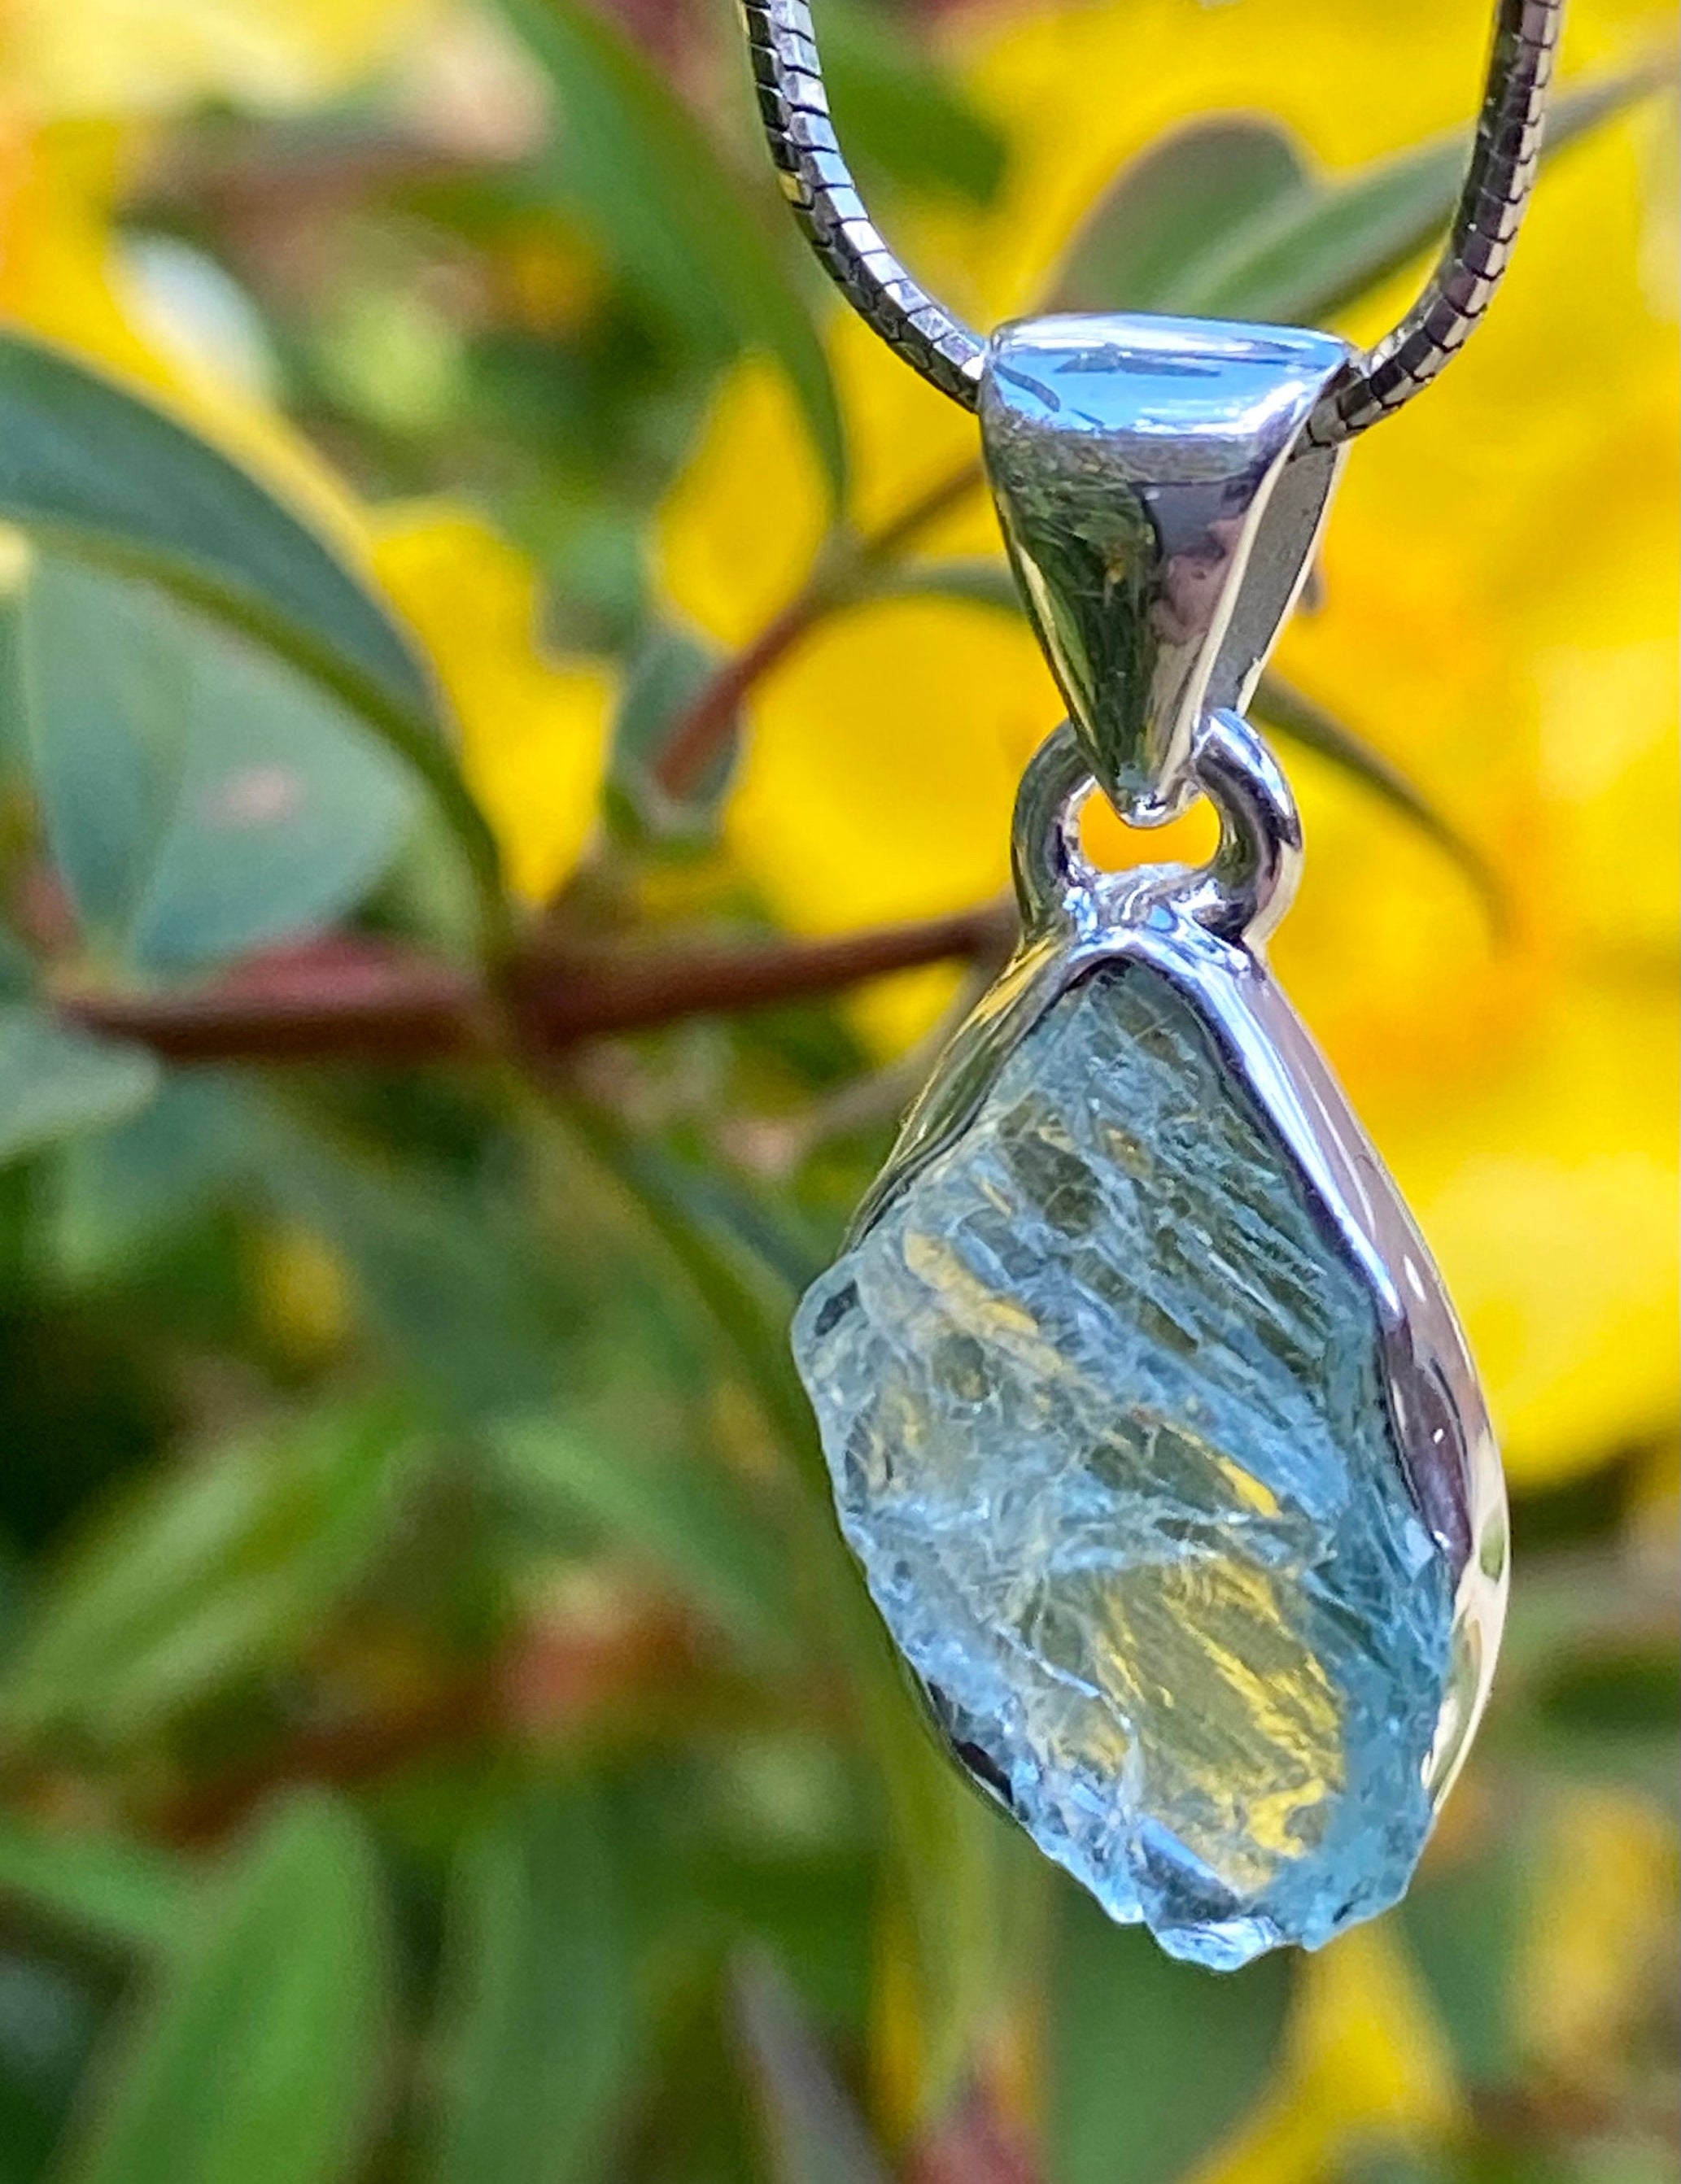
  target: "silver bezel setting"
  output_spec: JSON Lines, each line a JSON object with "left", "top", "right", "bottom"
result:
{"left": 850, "top": 716, "right": 1508, "bottom": 1808}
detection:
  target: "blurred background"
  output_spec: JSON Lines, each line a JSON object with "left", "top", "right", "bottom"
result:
{"left": 0, "top": 0, "right": 1671, "bottom": 2180}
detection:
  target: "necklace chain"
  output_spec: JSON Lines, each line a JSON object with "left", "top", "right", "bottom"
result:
{"left": 742, "top": 0, "right": 1563, "bottom": 442}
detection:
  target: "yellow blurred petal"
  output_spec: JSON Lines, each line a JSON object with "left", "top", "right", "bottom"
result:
{"left": 656, "top": 354, "right": 830, "bottom": 649}
{"left": 1385, "top": 978, "right": 1679, "bottom": 1483}
{"left": 1515, "top": 1786, "right": 1679, "bottom": 2098}
{"left": 0, "top": 120, "right": 369, "bottom": 551}
{"left": 4, "top": 0, "right": 436, "bottom": 116}
{"left": 1257, "top": 748, "right": 1678, "bottom": 1484}
{"left": 1537, "top": 637, "right": 1678, "bottom": 966}
{"left": 1290, "top": 1924, "right": 1462, "bottom": 2134}
{"left": 655, "top": 320, "right": 996, "bottom": 656}
{"left": 1198, "top": 1922, "right": 1461, "bottom": 2184}
{"left": 947, "top": 0, "right": 1672, "bottom": 323}
{"left": 728, "top": 596, "right": 1056, "bottom": 939}
{"left": 830, "top": 312, "right": 993, "bottom": 554}
{"left": 725, "top": 595, "right": 1054, "bottom": 1052}
{"left": 251, "top": 1220, "right": 357, "bottom": 1367}
{"left": 372, "top": 507, "right": 613, "bottom": 905}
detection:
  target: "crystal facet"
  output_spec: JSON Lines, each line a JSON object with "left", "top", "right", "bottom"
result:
{"left": 793, "top": 959, "right": 1455, "bottom": 1968}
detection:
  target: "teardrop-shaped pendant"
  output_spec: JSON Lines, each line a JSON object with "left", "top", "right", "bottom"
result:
{"left": 791, "top": 317, "right": 1507, "bottom": 1968}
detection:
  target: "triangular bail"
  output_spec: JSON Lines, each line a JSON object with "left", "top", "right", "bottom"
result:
{"left": 979, "top": 313, "right": 1354, "bottom": 822}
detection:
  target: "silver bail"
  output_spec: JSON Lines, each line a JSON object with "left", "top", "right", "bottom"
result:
{"left": 979, "top": 313, "right": 1354, "bottom": 822}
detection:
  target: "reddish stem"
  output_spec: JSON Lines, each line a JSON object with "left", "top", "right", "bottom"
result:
{"left": 55, "top": 901, "right": 1017, "bottom": 1066}
{"left": 651, "top": 456, "right": 987, "bottom": 800}
{"left": 652, "top": 593, "right": 821, "bottom": 800}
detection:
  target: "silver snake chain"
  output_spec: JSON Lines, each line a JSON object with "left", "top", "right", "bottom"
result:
{"left": 740, "top": 0, "right": 1564, "bottom": 442}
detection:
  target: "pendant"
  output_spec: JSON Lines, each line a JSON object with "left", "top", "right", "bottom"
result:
{"left": 792, "top": 316, "right": 1508, "bottom": 1968}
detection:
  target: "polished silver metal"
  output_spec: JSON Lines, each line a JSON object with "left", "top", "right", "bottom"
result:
{"left": 740, "top": 0, "right": 1563, "bottom": 442}
{"left": 980, "top": 314, "right": 1351, "bottom": 819}
{"left": 1308, "top": 0, "right": 1563, "bottom": 442}
{"left": 852, "top": 713, "right": 1508, "bottom": 1808}
{"left": 740, "top": 0, "right": 984, "bottom": 404}
{"left": 754, "top": 0, "right": 1518, "bottom": 1838}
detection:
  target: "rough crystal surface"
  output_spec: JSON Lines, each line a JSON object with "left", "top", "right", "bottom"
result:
{"left": 793, "top": 961, "right": 1453, "bottom": 1968}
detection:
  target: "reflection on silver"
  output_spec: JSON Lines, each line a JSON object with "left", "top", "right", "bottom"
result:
{"left": 854, "top": 713, "right": 1508, "bottom": 1811}
{"left": 827, "top": 305, "right": 1508, "bottom": 1828}
{"left": 741, "top": 0, "right": 1563, "bottom": 442}
{"left": 980, "top": 314, "right": 1350, "bottom": 822}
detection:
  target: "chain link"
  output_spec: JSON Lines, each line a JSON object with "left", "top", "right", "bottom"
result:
{"left": 741, "top": 0, "right": 985, "bottom": 403}
{"left": 740, "top": 0, "right": 1564, "bottom": 442}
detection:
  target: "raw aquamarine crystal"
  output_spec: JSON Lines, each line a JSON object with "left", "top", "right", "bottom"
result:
{"left": 794, "top": 960, "right": 1453, "bottom": 1968}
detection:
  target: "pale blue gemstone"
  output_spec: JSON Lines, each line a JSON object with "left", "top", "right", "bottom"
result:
{"left": 793, "top": 961, "right": 1453, "bottom": 1968}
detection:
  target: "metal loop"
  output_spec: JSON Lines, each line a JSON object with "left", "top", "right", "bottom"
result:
{"left": 1010, "top": 721, "right": 1104, "bottom": 935}
{"left": 743, "top": 0, "right": 1563, "bottom": 439}
{"left": 1177, "top": 710, "right": 1304, "bottom": 945}
{"left": 1010, "top": 712, "right": 1303, "bottom": 948}
{"left": 980, "top": 315, "right": 1349, "bottom": 817}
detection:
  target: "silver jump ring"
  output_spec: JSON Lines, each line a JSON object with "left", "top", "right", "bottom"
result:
{"left": 1011, "top": 712, "right": 1303, "bottom": 949}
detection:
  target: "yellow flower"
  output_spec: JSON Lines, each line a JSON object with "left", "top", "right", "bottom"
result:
{"left": 250, "top": 1219, "right": 358, "bottom": 1367}
{"left": 372, "top": 508, "right": 613, "bottom": 905}
{"left": 1198, "top": 1923, "right": 1463, "bottom": 2184}
{"left": 0, "top": 0, "right": 435, "bottom": 117}
{"left": 657, "top": 312, "right": 999, "bottom": 652}
{"left": 1514, "top": 1785, "right": 1680, "bottom": 2099}
{"left": 0, "top": 118, "right": 366, "bottom": 543}
{"left": 658, "top": 355, "right": 831, "bottom": 652}
{"left": 654, "top": 0, "right": 1678, "bottom": 1482}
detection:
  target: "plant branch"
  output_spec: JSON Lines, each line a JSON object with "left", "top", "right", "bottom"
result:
{"left": 652, "top": 590, "right": 823, "bottom": 799}
{"left": 861, "top": 458, "right": 985, "bottom": 565}
{"left": 652, "top": 456, "right": 987, "bottom": 800}
{"left": 55, "top": 900, "right": 1018, "bottom": 1066}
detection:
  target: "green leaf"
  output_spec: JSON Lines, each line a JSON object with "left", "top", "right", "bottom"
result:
{"left": 574, "top": 1113, "right": 1039, "bottom": 2117}
{"left": 0, "top": 333, "right": 503, "bottom": 925}
{"left": 425, "top": 1783, "right": 633, "bottom": 2184}
{"left": 493, "top": 1413, "right": 792, "bottom": 1652}
{"left": 1050, "top": 72, "right": 1659, "bottom": 325}
{"left": 1181, "top": 67, "right": 1662, "bottom": 326}
{"left": 0, "top": 534, "right": 33, "bottom": 774}
{"left": 248, "top": 1099, "right": 561, "bottom": 1424}
{"left": 1399, "top": 1829, "right": 1530, "bottom": 2090}
{"left": 64, "top": 1793, "right": 391, "bottom": 2184}
{"left": 866, "top": 558, "right": 1022, "bottom": 617}
{"left": 0, "top": 1945, "right": 99, "bottom": 2184}
{"left": 498, "top": 0, "right": 846, "bottom": 502}
{"left": 0, "top": 1005, "right": 158, "bottom": 1168}
{"left": 820, "top": 0, "right": 1007, "bottom": 207}
{"left": 0, "top": 338, "right": 421, "bottom": 713}
{"left": 22, "top": 552, "right": 417, "bottom": 973}
{"left": 0, "top": 1821, "right": 187, "bottom": 1955}
{"left": 867, "top": 1672, "right": 1042, "bottom": 2121}
{"left": 731, "top": 1951, "right": 893, "bottom": 2184}
{"left": 1252, "top": 672, "right": 1505, "bottom": 929}
{"left": 609, "top": 622, "right": 720, "bottom": 826}
{"left": 0, "top": 919, "right": 37, "bottom": 1001}
{"left": 1048, "top": 1883, "right": 1294, "bottom": 2184}
{"left": 0, "top": 1401, "right": 426, "bottom": 1747}
{"left": 1051, "top": 120, "right": 1310, "bottom": 313}
{"left": 583, "top": 1121, "right": 814, "bottom": 1459}
{"left": 50, "top": 1075, "right": 250, "bottom": 1281}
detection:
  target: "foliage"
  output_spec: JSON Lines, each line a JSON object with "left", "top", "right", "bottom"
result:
{"left": 0, "top": 2, "right": 1670, "bottom": 2182}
